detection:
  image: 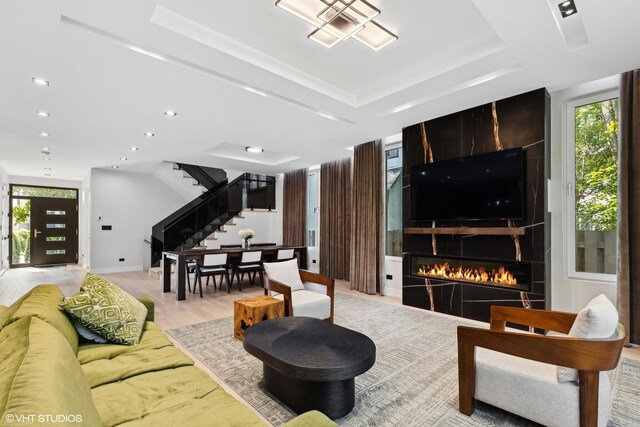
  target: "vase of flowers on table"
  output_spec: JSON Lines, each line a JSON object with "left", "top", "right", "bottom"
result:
{"left": 239, "top": 228, "right": 255, "bottom": 250}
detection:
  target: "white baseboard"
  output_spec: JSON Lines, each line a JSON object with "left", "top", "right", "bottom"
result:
{"left": 91, "top": 265, "right": 143, "bottom": 274}
{"left": 384, "top": 286, "right": 402, "bottom": 298}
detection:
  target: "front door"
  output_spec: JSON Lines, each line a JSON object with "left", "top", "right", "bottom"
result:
{"left": 30, "top": 197, "right": 78, "bottom": 265}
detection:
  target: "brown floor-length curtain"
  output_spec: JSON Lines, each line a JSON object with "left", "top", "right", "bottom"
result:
{"left": 618, "top": 69, "right": 640, "bottom": 345}
{"left": 320, "top": 158, "right": 352, "bottom": 280}
{"left": 282, "top": 168, "right": 307, "bottom": 247}
{"left": 350, "top": 140, "right": 385, "bottom": 295}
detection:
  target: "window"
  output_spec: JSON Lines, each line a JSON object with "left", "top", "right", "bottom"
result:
{"left": 385, "top": 147, "right": 403, "bottom": 257}
{"left": 566, "top": 90, "right": 619, "bottom": 280}
{"left": 307, "top": 170, "right": 319, "bottom": 248}
{"left": 46, "top": 249, "right": 66, "bottom": 255}
{"left": 11, "top": 186, "right": 76, "bottom": 198}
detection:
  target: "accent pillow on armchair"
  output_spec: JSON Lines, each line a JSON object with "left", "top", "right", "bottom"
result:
{"left": 556, "top": 293, "right": 619, "bottom": 382}
{"left": 262, "top": 259, "right": 305, "bottom": 291}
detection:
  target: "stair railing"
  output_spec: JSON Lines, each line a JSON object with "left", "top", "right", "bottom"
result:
{"left": 151, "top": 173, "right": 275, "bottom": 266}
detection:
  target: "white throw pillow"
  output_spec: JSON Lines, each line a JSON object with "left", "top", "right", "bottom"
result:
{"left": 263, "top": 259, "right": 305, "bottom": 292}
{"left": 557, "top": 294, "right": 618, "bottom": 383}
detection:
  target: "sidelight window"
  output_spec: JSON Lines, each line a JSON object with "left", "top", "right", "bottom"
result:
{"left": 385, "top": 146, "right": 403, "bottom": 256}
{"left": 307, "top": 169, "right": 319, "bottom": 248}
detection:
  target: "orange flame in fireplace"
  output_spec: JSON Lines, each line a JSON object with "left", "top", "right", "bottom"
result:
{"left": 417, "top": 263, "right": 518, "bottom": 286}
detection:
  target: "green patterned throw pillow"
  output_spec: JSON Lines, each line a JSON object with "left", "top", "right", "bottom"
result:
{"left": 61, "top": 273, "right": 147, "bottom": 345}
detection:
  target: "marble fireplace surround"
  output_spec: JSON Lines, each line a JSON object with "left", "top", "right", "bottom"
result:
{"left": 401, "top": 88, "right": 551, "bottom": 323}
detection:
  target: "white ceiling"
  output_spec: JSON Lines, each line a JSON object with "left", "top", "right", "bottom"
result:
{"left": 1, "top": 0, "right": 639, "bottom": 181}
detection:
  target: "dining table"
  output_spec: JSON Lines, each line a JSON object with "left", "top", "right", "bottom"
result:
{"left": 162, "top": 245, "right": 307, "bottom": 300}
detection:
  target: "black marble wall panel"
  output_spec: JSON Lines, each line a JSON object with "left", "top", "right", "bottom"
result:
{"left": 402, "top": 88, "right": 551, "bottom": 323}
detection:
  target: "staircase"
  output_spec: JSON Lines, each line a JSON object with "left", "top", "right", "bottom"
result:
{"left": 150, "top": 166, "right": 276, "bottom": 267}
{"left": 174, "top": 163, "right": 227, "bottom": 191}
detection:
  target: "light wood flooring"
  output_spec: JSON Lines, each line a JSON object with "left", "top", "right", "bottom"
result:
{"left": 1, "top": 264, "right": 638, "bottom": 359}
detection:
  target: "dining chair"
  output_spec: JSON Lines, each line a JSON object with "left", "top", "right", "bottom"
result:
{"left": 232, "top": 250, "right": 263, "bottom": 291}
{"left": 194, "top": 253, "right": 231, "bottom": 297}
{"left": 185, "top": 246, "right": 207, "bottom": 293}
{"left": 276, "top": 248, "right": 295, "bottom": 262}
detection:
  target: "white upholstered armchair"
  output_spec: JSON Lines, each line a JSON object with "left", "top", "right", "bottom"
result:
{"left": 457, "top": 294, "right": 625, "bottom": 427}
{"left": 262, "top": 259, "right": 335, "bottom": 323}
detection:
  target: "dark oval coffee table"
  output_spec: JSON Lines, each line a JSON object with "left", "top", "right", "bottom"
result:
{"left": 242, "top": 316, "right": 376, "bottom": 419}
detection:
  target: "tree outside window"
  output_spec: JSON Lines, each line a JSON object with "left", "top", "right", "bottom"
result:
{"left": 573, "top": 97, "right": 619, "bottom": 274}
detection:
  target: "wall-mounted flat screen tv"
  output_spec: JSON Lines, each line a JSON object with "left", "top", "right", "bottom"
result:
{"left": 410, "top": 148, "right": 524, "bottom": 221}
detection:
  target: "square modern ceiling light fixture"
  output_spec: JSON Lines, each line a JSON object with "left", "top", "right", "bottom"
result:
{"left": 276, "top": 0, "right": 397, "bottom": 51}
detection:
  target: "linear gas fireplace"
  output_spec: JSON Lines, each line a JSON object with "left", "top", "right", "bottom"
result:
{"left": 410, "top": 254, "right": 531, "bottom": 292}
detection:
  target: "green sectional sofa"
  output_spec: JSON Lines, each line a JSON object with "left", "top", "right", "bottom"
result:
{"left": 0, "top": 285, "right": 335, "bottom": 427}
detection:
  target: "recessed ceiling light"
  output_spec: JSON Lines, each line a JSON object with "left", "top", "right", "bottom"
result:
{"left": 44, "top": 167, "right": 51, "bottom": 170}
{"left": 41, "top": 147, "right": 51, "bottom": 155}
{"left": 111, "top": 165, "right": 119, "bottom": 169}
{"left": 558, "top": 0, "right": 577, "bottom": 17}
{"left": 144, "top": 132, "right": 155, "bottom": 137}
{"left": 36, "top": 111, "right": 50, "bottom": 117}
{"left": 164, "top": 110, "right": 177, "bottom": 117}
{"left": 44, "top": 173, "right": 52, "bottom": 176}
{"left": 38, "top": 132, "right": 50, "bottom": 137}
{"left": 245, "top": 146, "right": 264, "bottom": 153}
{"left": 120, "top": 157, "right": 127, "bottom": 161}
{"left": 32, "top": 77, "right": 50, "bottom": 87}
{"left": 129, "top": 146, "right": 139, "bottom": 151}
{"left": 42, "top": 157, "right": 51, "bottom": 161}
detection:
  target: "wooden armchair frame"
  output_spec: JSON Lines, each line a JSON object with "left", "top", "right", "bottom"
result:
{"left": 457, "top": 306, "right": 626, "bottom": 427}
{"left": 263, "top": 269, "right": 335, "bottom": 323}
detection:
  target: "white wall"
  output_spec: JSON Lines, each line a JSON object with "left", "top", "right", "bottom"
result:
{"left": 152, "top": 162, "right": 202, "bottom": 202}
{"left": 384, "top": 257, "right": 403, "bottom": 297}
{"left": 80, "top": 172, "right": 91, "bottom": 268}
{"left": 89, "top": 169, "right": 186, "bottom": 273}
{"left": 549, "top": 75, "right": 619, "bottom": 311}
{"left": 0, "top": 165, "right": 8, "bottom": 269}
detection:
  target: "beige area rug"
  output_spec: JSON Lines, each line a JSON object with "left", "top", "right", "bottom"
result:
{"left": 167, "top": 293, "right": 640, "bottom": 426}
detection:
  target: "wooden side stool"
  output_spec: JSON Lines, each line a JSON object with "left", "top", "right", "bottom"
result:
{"left": 234, "top": 295, "right": 284, "bottom": 340}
